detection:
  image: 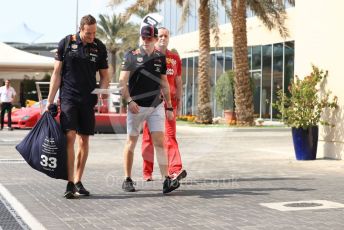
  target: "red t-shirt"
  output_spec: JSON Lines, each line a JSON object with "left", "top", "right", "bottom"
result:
{"left": 165, "top": 50, "right": 182, "bottom": 106}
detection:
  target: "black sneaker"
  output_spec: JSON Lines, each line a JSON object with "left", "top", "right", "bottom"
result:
{"left": 75, "top": 181, "right": 90, "bottom": 196}
{"left": 163, "top": 176, "right": 180, "bottom": 194}
{"left": 122, "top": 177, "right": 136, "bottom": 192}
{"left": 64, "top": 181, "right": 77, "bottom": 199}
{"left": 171, "top": 169, "right": 187, "bottom": 182}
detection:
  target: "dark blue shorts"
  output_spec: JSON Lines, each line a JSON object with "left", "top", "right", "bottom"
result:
{"left": 60, "top": 102, "right": 95, "bottom": 135}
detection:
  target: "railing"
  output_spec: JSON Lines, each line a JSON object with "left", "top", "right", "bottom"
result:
{"left": 35, "top": 81, "right": 124, "bottom": 114}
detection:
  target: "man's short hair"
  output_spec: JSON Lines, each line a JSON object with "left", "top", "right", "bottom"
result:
{"left": 158, "top": 27, "right": 170, "bottom": 34}
{"left": 141, "top": 25, "right": 158, "bottom": 38}
{"left": 80, "top": 14, "right": 96, "bottom": 29}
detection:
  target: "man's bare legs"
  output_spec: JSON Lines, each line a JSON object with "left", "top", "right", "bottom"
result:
{"left": 123, "top": 135, "right": 139, "bottom": 178}
{"left": 64, "top": 130, "right": 76, "bottom": 198}
{"left": 122, "top": 135, "right": 139, "bottom": 192}
{"left": 64, "top": 132, "right": 91, "bottom": 198}
{"left": 75, "top": 134, "right": 89, "bottom": 182}
{"left": 73, "top": 134, "right": 91, "bottom": 196}
{"left": 122, "top": 132, "right": 179, "bottom": 193}
{"left": 66, "top": 131, "right": 76, "bottom": 182}
{"left": 150, "top": 131, "right": 168, "bottom": 178}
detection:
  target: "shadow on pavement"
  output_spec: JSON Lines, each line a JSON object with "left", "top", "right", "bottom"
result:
{"left": 182, "top": 177, "right": 313, "bottom": 185}
{"left": 80, "top": 176, "right": 316, "bottom": 200}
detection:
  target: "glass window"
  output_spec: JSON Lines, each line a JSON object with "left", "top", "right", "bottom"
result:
{"left": 252, "top": 46, "right": 261, "bottom": 70}
{"left": 194, "top": 1, "right": 199, "bottom": 32}
{"left": 284, "top": 41, "right": 294, "bottom": 95}
{"left": 192, "top": 56, "right": 199, "bottom": 115}
{"left": 182, "top": 58, "right": 187, "bottom": 85}
{"left": 224, "top": 47, "right": 233, "bottom": 71}
{"left": 261, "top": 45, "right": 272, "bottom": 119}
{"left": 161, "top": 0, "right": 171, "bottom": 31}
{"left": 217, "top": 0, "right": 227, "bottom": 25}
{"left": 185, "top": 57, "right": 194, "bottom": 115}
{"left": 181, "top": 58, "right": 188, "bottom": 115}
{"left": 181, "top": 42, "right": 294, "bottom": 118}
{"left": 175, "top": 1, "right": 181, "bottom": 35}
{"left": 272, "top": 43, "right": 283, "bottom": 118}
{"left": 248, "top": 47, "right": 252, "bottom": 69}
{"left": 170, "top": 0, "right": 177, "bottom": 36}
{"left": 211, "top": 49, "right": 226, "bottom": 116}
{"left": 251, "top": 71, "right": 262, "bottom": 118}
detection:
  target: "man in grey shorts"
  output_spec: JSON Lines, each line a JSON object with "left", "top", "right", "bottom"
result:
{"left": 119, "top": 25, "right": 179, "bottom": 194}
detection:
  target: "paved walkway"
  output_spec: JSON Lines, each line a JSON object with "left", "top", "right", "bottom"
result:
{"left": 1, "top": 126, "right": 344, "bottom": 229}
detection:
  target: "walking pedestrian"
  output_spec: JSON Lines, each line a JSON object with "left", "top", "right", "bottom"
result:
{"left": 119, "top": 25, "right": 179, "bottom": 194}
{"left": 46, "top": 14, "right": 110, "bottom": 199}
{"left": 0, "top": 80, "right": 16, "bottom": 131}
{"left": 141, "top": 27, "right": 187, "bottom": 182}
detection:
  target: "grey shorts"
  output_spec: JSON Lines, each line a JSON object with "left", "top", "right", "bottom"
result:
{"left": 127, "top": 103, "right": 165, "bottom": 136}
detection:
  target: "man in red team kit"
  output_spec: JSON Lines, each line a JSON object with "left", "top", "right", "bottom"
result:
{"left": 141, "top": 27, "right": 187, "bottom": 182}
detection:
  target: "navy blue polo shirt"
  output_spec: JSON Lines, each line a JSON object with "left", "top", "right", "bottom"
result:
{"left": 55, "top": 33, "right": 108, "bottom": 105}
{"left": 121, "top": 47, "right": 166, "bottom": 107}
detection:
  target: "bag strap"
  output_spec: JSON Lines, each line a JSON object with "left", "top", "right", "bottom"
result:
{"left": 63, "top": 35, "right": 71, "bottom": 58}
{"left": 61, "top": 35, "right": 72, "bottom": 75}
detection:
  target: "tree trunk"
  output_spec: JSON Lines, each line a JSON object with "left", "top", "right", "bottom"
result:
{"left": 110, "top": 51, "right": 117, "bottom": 82}
{"left": 231, "top": 0, "right": 254, "bottom": 126}
{"left": 196, "top": 0, "right": 213, "bottom": 124}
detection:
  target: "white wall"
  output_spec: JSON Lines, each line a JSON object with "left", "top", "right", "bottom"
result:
{"left": 294, "top": 0, "right": 344, "bottom": 159}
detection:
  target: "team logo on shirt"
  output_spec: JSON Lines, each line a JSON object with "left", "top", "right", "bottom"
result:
{"left": 90, "top": 53, "right": 98, "bottom": 62}
{"left": 137, "top": 57, "right": 143, "bottom": 63}
{"left": 71, "top": 44, "right": 78, "bottom": 50}
{"left": 166, "top": 58, "right": 177, "bottom": 66}
{"left": 166, "top": 68, "right": 174, "bottom": 75}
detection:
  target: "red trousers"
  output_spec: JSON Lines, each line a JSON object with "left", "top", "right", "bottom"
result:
{"left": 141, "top": 110, "right": 182, "bottom": 177}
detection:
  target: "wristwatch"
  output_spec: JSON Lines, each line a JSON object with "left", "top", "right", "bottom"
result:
{"left": 166, "top": 107, "right": 173, "bottom": 111}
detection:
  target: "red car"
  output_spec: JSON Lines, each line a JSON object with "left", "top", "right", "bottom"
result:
{"left": 4, "top": 100, "right": 47, "bottom": 129}
{"left": 94, "top": 99, "right": 127, "bottom": 133}
{"left": 4, "top": 99, "right": 127, "bottom": 133}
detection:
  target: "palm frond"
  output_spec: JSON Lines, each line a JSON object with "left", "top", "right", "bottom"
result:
{"left": 209, "top": 0, "right": 219, "bottom": 47}
{"left": 96, "top": 13, "right": 139, "bottom": 81}
{"left": 220, "top": 0, "right": 231, "bottom": 20}
{"left": 247, "top": 0, "right": 290, "bottom": 38}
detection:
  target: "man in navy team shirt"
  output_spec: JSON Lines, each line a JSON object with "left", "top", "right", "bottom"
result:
{"left": 47, "top": 14, "right": 110, "bottom": 199}
{"left": 119, "top": 25, "right": 180, "bottom": 194}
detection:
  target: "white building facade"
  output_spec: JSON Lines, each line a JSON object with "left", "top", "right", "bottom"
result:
{"left": 159, "top": 1, "right": 344, "bottom": 159}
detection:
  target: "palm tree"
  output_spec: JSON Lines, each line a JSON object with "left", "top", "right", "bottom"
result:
{"left": 196, "top": 0, "right": 212, "bottom": 124}
{"left": 109, "top": 0, "right": 214, "bottom": 123}
{"left": 97, "top": 14, "right": 139, "bottom": 82}
{"left": 227, "top": 0, "right": 295, "bottom": 126}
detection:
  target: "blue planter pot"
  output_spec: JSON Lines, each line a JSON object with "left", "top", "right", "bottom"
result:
{"left": 291, "top": 126, "right": 319, "bottom": 160}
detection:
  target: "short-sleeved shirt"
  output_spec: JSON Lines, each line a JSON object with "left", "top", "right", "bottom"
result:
{"left": 165, "top": 50, "right": 182, "bottom": 103}
{"left": 121, "top": 47, "right": 167, "bottom": 107}
{"left": 55, "top": 33, "right": 108, "bottom": 105}
{"left": 0, "top": 86, "right": 16, "bottom": 103}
